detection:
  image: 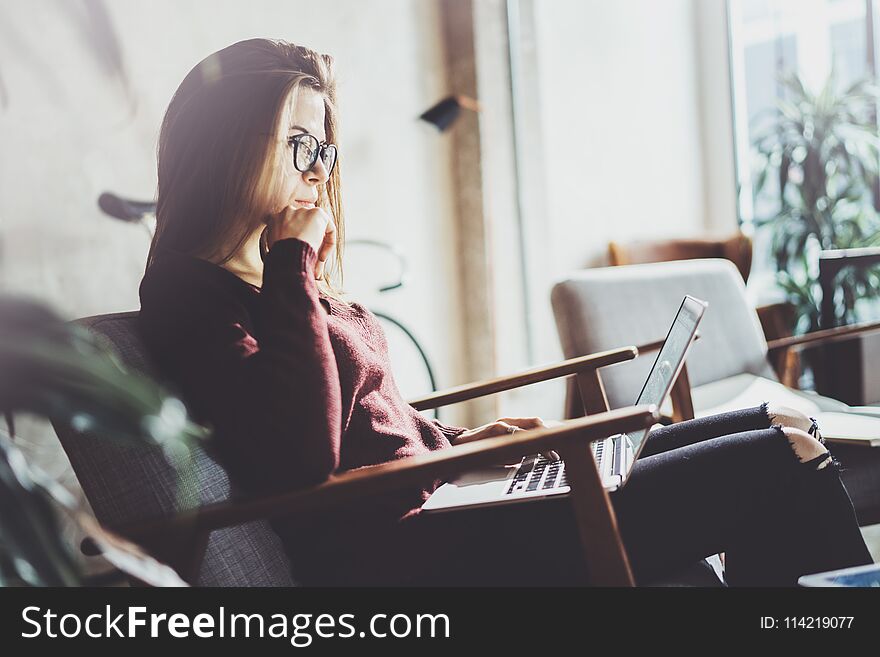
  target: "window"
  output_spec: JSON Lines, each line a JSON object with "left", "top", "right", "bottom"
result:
{"left": 729, "top": 0, "right": 880, "bottom": 327}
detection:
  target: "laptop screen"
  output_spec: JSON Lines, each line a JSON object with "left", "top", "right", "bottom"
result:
{"left": 626, "top": 295, "right": 706, "bottom": 455}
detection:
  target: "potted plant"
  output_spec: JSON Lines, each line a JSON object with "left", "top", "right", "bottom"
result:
{"left": 751, "top": 71, "right": 880, "bottom": 400}
{"left": 752, "top": 71, "right": 880, "bottom": 333}
{"left": 0, "top": 294, "right": 209, "bottom": 586}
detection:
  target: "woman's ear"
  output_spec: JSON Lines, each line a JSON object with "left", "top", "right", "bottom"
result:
{"left": 259, "top": 226, "right": 270, "bottom": 262}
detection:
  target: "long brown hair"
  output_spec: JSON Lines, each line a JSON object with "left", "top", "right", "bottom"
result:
{"left": 147, "top": 38, "right": 347, "bottom": 301}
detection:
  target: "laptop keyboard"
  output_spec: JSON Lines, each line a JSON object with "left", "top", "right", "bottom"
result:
{"left": 505, "top": 453, "right": 568, "bottom": 495}
{"left": 504, "top": 439, "right": 613, "bottom": 496}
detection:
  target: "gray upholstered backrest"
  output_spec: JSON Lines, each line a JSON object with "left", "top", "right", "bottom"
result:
{"left": 551, "top": 259, "right": 776, "bottom": 410}
{"left": 52, "top": 311, "right": 295, "bottom": 586}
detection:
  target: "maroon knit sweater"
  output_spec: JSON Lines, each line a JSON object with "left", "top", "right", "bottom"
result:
{"left": 138, "top": 238, "right": 468, "bottom": 580}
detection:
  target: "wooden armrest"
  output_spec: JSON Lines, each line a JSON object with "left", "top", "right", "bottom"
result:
{"left": 407, "top": 346, "right": 638, "bottom": 411}
{"left": 119, "top": 405, "right": 658, "bottom": 541}
{"left": 766, "top": 321, "right": 880, "bottom": 354}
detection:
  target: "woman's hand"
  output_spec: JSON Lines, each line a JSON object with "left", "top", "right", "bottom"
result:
{"left": 264, "top": 205, "right": 336, "bottom": 279}
{"left": 452, "top": 416, "right": 564, "bottom": 460}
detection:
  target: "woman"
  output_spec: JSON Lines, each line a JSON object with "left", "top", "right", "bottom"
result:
{"left": 138, "top": 38, "right": 872, "bottom": 586}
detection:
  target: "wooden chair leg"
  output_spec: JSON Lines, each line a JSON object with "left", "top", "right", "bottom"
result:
{"left": 566, "top": 368, "right": 636, "bottom": 585}
{"left": 558, "top": 442, "right": 635, "bottom": 586}
{"left": 577, "top": 369, "right": 612, "bottom": 416}
{"left": 565, "top": 377, "right": 587, "bottom": 420}
{"left": 781, "top": 349, "right": 801, "bottom": 389}
{"left": 670, "top": 364, "right": 695, "bottom": 422}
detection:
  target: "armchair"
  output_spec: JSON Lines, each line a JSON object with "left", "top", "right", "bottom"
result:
{"left": 609, "top": 233, "right": 753, "bottom": 283}
{"left": 608, "top": 233, "right": 801, "bottom": 383}
{"left": 551, "top": 258, "right": 880, "bottom": 525}
{"left": 53, "top": 311, "right": 665, "bottom": 587}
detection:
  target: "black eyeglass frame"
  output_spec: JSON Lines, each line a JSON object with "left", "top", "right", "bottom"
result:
{"left": 287, "top": 133, "right": 338, "bottom": 175}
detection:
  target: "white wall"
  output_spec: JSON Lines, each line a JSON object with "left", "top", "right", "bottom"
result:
{"left": 534, "top": 0, "right": 709, "bottom": 271}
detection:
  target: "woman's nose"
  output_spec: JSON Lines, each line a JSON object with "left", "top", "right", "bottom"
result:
{"left": 304, "top": 158, "right": 330, "bottom": 185}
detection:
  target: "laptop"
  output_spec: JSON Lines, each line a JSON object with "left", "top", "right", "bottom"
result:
{"left": 798, "top": 562, "right": 880, "bottom": 587}
{"left": 421, "top": 295, "right": 707, "bottom": 513}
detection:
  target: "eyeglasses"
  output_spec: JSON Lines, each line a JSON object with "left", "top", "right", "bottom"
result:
{"left": 288, "top": 133, "right": 338, "bottom": 176}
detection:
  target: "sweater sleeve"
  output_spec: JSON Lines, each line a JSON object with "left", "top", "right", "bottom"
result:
{"left": 157, "top": 238, "right": 342, "bottom": 495}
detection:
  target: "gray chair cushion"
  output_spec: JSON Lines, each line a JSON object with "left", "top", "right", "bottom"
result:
{"left": 52, "top": 311, "right": 295, "bottom": 586}
{"left": 551, "top": 259, "right": 776, "bottom": 409}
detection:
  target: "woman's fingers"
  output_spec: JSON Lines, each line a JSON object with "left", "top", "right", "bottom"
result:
{"left": 497, "top": 416, "right": 545, "bottom": 430}
{"left": 316, "top": 213, "right": 337, "bottom": 260}
{"left": 495, "top": 418, "right": 560, "bottom": 461}
{"left": 263, "top": 205, "right": 336, "bottom": 261}
{"left": 454, "top": 421, "right": 517, "bottom": 445}
{"left": 491, "top": 421, "right": 518, "bottom": 436}
{"left": 451, "top": 418, "right": 564, "bottom": 461}
{"left": 314, "top": 212, "right": 336, "bottom": 279}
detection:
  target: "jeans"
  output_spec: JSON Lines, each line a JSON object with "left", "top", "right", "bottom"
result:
{"left": 391, "top": 405, "right": 874, "bottom": 587}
